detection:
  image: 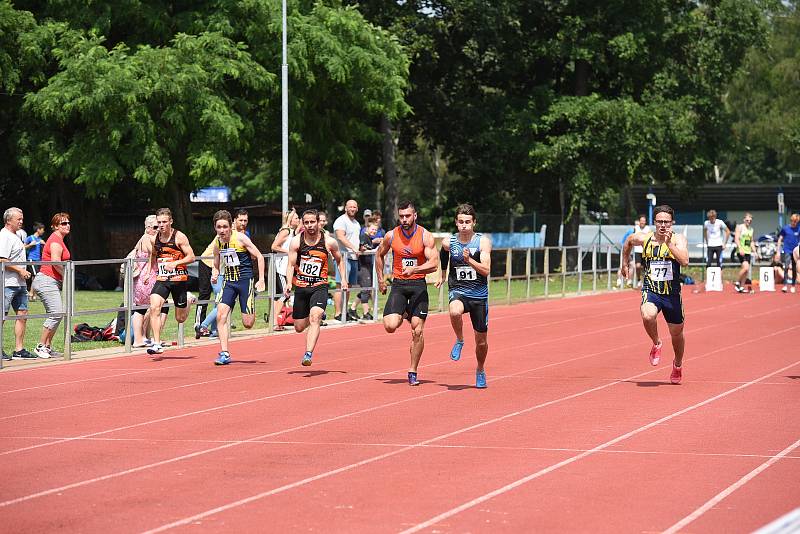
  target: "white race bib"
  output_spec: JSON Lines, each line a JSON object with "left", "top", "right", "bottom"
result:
{"left": 220, "top": 248, "right": 240, "bottom": 267}
{"left": 649, "top": 260, "right": 673, "bottom": 282}
{"left": 299, "top": 258, "right": 323, "bottom": 278}
{"left": 455, "top": 265, "right": 477, "bottom": 281}
{"left": 157, "top": 259, "right": 177, "bottom": 278}
{"left": 402, "top": 258, "right": 418, "bottom": 268}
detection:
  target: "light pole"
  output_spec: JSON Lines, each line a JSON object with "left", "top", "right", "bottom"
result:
{"left": 281, "top": 0, "right": 289, "bottom": 214}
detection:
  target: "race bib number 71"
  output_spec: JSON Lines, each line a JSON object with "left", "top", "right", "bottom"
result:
{"left": 220, "top": 248, "right": 240, "bottom": 267}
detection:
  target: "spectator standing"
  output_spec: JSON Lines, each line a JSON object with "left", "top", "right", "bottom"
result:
{"left": 734, "top": 213, "right": 759, "bottom": 293}
{"left": 129, "top": 215, "right": 162, "bottom": 347}
{"left": 777, "top": 213, "right": 800, "bottom": 293}
{"left": 271, "top": 209, "right": 299, "bottom": 329}
{"left": 24, "top": 222, "right": 45, "bottom": 300}
{"left": 351, "top": 218, "right": 378, "bottom": 321}
{"left": 333, "top": 199, "right": 361, "bottom": 321}
{"left": 235, "top": 209, "right": 251, "bottom": 238}
{"left": 703, "top": 210, "right": 730, "bottom": 267}
{"left": 194, "top": 237, "right": 216, "bottom": 336}
{"left": 1, "top": 207, "right": 34, "bottom": 360}
{"left": 318, "top": 211, "right": 329, "bottom": 233}
{"left": 31, "top": 212, "right": 72, "bottom": 359}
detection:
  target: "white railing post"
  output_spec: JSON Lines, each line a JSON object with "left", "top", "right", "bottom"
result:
{"left": 267, "top": 254, "right": 275, "bottom": 334}
{"left": 577, "top": 246, "right": 583, "bottom": 295}
{"left": 544, "top": 247, "right": 550, "bottom": 297}
{"left": 63, "top": 261, "right": 73, "bottom": 361}
{"left": 592, "top": 245, "right": 597, "bottom": 293}
{"left": 124, "top": 257, "right": 134, "bottom": 353}
{"left": 0, "top": 266, "right": 5, "bottom": 369}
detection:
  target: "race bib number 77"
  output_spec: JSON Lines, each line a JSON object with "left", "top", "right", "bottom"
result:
{"left": 649, "top": 260, "right": 673, "bottom": 282}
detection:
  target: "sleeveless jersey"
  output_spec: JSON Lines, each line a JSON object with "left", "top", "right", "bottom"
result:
{"left": 448, "top": 233, "right": 488, "bottom": 299}
{"left": 391, "top": 225, "right": 428, "bottom": 281}
{"left": 642, "top": 232, "right": 681, "bottom": 295}
{"left": 293, "top": 233, "right": 329, "bottom": 288}
{"left": 738, "top": 226, "right": 754, "bottom": 255}
{"left": 215, "top": 230, "right": 253, "bottom": 281}
{"left": 155, "top": 230, "right": 188, "bottom": 282}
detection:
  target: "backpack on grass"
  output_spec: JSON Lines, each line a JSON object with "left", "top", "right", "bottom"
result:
{"left": 72, "top": 322, "right": 118, "bottom": 343}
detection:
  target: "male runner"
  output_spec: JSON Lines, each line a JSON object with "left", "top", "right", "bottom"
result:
{"left": 146, "top": 208, "right": 195, "bottom": 356}
{"left": 284, "top": 209, "right": 346, "bottom": 366}
{"left": 210, "top": 210, "right": 265, "bottom": 365}
{"left": 734, "top": 213, "right": 759, "bottom": 293}
{"left": 375, "top": 200, "right": 439, "bottom": 386}
{"left": 622, "top": 205, "right": 689, "bottom": 384}
{"left": 435, "top": 204, "right": 492, "bottom": 388}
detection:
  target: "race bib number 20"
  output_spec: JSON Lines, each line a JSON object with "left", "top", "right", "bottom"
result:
{"left": 402, "top": 258, "right": 418, "bottom": 268}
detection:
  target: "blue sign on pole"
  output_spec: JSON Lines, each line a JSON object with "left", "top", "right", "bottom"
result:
{"left": 190, "top": 187, "right": 230, "bottom": 203}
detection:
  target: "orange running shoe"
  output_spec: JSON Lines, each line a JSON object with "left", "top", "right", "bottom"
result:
{"left": 670, "top": 364, "right": 682, "bottom": 384}
{"left": 649, "top": 341, "right": 662, "bottom": 366}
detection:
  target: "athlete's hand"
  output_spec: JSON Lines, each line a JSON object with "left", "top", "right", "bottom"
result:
{"left": 164, "top": 261, "right": 178, "bottom": 271}
{"left": 462, "top": 248, "right": 471, "bottom": 262}
{"left": 378, "top": 279, "right": 387, "bottom": 294}
{"left": 255, "top": 280, "right": 265, "bottom": 293}
{"left": 210, "top": 271, "right": 218, "bottom": 284}
{"left": 434, "top": 277, "right": 444, "bottom": 288}
{"left": 401, "top": 266, "right": 416, "bottom": 277}
{"left": 283, "top": 285, "right": 291, "bottom": 299}
{"left": 620, "top": 262, "right": 629, "bottom": 279}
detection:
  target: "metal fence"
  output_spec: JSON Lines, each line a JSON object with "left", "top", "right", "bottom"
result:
{"left": 6, "top": 242, "right": 733, "bottom": 369}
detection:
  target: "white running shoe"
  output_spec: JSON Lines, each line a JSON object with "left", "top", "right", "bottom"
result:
{"left": 34, "top": 343, "right": 52, "bottom": 359}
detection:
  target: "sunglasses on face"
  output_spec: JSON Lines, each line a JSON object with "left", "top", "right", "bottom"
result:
{"left": 60, "top": 221, "right": 71, "bottom": 226}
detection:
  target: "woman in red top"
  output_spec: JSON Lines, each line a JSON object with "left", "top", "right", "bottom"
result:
{"left": 31, "top": 212, "right": 72, "bottom": 358}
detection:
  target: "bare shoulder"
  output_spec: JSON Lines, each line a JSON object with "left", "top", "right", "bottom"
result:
{"left": 423, "top": 228, "right": 436, "bottom": 247}
{"left": 441, "top": 234, "right": 451, "bottom": 251}
{"left": 480, "top": 234, "right": 493, "bottom": 250}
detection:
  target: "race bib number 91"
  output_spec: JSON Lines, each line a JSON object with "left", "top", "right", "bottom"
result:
{"left": 455, "top": 265, "right": 477, "bottom": 281}
{"left": 649, "top": 260, "right": 673, "bottom": 282}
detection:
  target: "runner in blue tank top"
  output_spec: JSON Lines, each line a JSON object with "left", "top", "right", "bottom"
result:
{"left": 622, "top": 204, "right": 689, "bottom": 385}
{"left": 436, "top": 204, "right": 492, "bottom": 388}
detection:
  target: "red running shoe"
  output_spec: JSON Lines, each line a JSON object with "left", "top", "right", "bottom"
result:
{"left": 670, "top": 364, "right": 682, "bottom": 385}
{"left": 649, "top": 341, "right": 662, "bottom": 366}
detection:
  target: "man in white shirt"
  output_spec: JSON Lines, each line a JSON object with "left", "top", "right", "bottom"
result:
{"left": 333, "top": 199, "right": 362, "bottom": 321}
{"left": 632, "top": 215, "right": 650, "bottom": 285}
{"left": 0, "top": 207, "right": 35, "bottom": 360}
{"left": 703, "top": 209, "right": 730, "bottom": 267}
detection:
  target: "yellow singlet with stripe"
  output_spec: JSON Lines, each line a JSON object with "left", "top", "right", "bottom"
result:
{"left": 215, "top": 230, "right": 253, "bottom": 282}
{"left": 641, "top": 232, "right": 681, "bottom": 295}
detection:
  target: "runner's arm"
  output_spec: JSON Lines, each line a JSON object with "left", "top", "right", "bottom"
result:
{"left": 415, "top": 231, "right": 440, "bottom": 276}
{"left": 271, "top": 228, "right": 290, "bottom": 253}
{"left": 621, "top": 233, "right": 644, "bottom": 278}
{"left": 327, "top": 236, "right": 348, "bottom": 291}
{"left": 668, "top": 234, "right": 690, "bottom": 266}
{"left": 175, "top": 233, "right": 195, "bottom": 266}
{"left": 284, "top": 235, "right": 301, "bottom": 294}
{"left": 211, "top": 240, "right": 221, "bottom": 283}
{"left": 374, "top": 235, "right": 392, "bottom": 286}
{"left": 241, "top": 234, "right": 266, "bottom": 286}
{"left": 470, "top": 235, "right": 492, "bottom": 277}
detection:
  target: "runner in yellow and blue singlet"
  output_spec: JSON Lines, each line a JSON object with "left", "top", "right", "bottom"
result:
{"left": 640, "top": 232, "right": 684, "bottom": 325}
{"left": 622, "top": 205, "right": 689, "bottom": 385}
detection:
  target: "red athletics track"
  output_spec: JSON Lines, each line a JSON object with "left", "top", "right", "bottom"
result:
{"left": 1, "top": 289, "right": 798, "bottom": 533}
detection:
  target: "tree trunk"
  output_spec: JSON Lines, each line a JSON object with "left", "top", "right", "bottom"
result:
{"left": 381, "top": 114, "right": 399, "bottom": 228}
{"left": 168, "top": 177, "right": 193, "bottom": 233}
{"left": 431, "top": 145, "right": 443, "bottom": 231}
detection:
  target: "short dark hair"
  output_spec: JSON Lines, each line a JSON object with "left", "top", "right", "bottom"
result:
{"left": 235, "top": 208, "right": 248, "bottom": 217}
{"left": 455, "top": 204, "right": 477, "bottom": 220}
{"left": 398, "top": 200, "right": 416, "bottom": 212}
{"left": 372, "top": 210, "right": 382, "bottom": 218}
{"left": 33, "top": 222, "right": 44, "bottom": 231}
{"left": 653, "top": 205, "right": 675, "bottom": 221}
{"left": 637, "top": 214, "right": 646, "bottom": 220}
{"left": 156, "top": 207, "right": 172, "bottom": 218}
{"left": 213, "top": 210, "right": 233, "bottom": 226}
{"left": 301, "top": 209, "right": 319, "bottom": 220}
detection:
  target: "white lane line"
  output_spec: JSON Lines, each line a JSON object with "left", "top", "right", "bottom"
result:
{"left": 143, "top": 329, "right": 800, "bottom": 533}
{"left": 0, "top": 302, "right": 777, "bottom": 507}
{"left": 400, "top": 358, "right": 800, "bottom": 534}
{"left": 663, "top": 437, "right": 800, "bottom": 534}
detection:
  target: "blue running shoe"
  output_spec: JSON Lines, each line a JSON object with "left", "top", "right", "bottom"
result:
{"left": 301, "top": 351, "right": 313, "bottom": 366}
{"left": 214, "top": 351, "right": 231, "bottom": 365}
{"left": 450, "top": 340, "right": 464, "bottom": 361}
{"left": 476, "top": 370, "right": 487, "bottom": 389}
{"left": 408, "top": 371, "right": 420, "bottom": 386}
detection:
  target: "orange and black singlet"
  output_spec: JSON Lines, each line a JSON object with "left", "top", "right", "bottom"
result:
{"left": 293, "top": 233, "right": 329, "bottom": 288}
{"left": 390, "top": 225, "right": 428, "bottom": 281}
{"left": 155, "top": 230, "right": 188, "bottom": 282}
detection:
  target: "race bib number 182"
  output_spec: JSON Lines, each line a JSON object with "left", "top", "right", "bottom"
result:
{"left": 299, "top": 258, "right": 322, "bottom": 278}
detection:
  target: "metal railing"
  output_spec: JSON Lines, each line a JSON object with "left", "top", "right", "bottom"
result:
{"left": 2, "top": 245, "right": 636, "bottom": 369}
